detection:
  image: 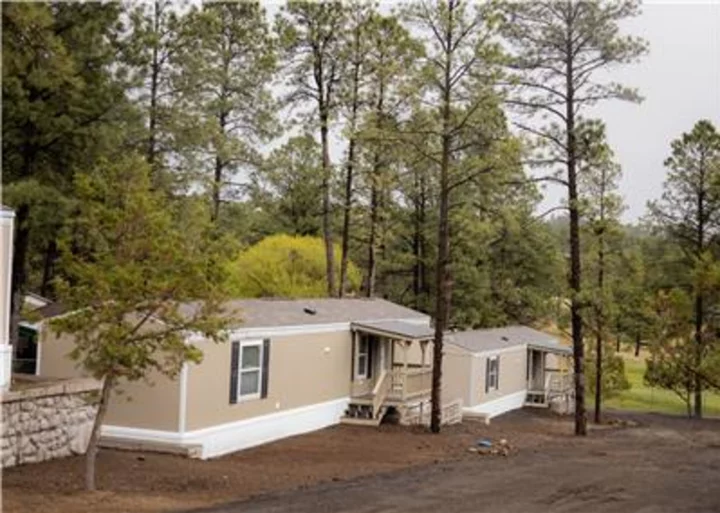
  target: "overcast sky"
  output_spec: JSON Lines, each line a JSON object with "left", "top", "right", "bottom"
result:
{"left": 543, "top": 1, "right": 720, "bottom": 222}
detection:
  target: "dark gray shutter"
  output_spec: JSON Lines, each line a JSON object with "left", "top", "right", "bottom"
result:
{"left": 496, "top": 356, "right": 500, "bottom": 390}
{"left": 229, "top": 341, "right": 240, "bottom": 404}
{"left": 261, "top": 338, "right": 270, "bottom": 399}
{"left": 367, "top": 337, "right": 374, "bottom": 379}
{"left": 485, "top": 357, "right": 490, "bottom": 393}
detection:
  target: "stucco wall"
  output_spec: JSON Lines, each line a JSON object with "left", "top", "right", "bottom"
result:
{"left": 38, "top": 328, "right": 180, "bottom": 431}
{"left": 186, "top": 330, "right": 353, "bottom": 431}
{"left": 1, "top": 378, "right": 100, "bottom": 467}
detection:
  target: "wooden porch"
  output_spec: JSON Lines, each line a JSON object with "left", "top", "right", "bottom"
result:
{"left": 525, "top": 347, "right": 573, "bottom": 407}
{"left": 342, "top": 320, "right": 434, "bottom": 426}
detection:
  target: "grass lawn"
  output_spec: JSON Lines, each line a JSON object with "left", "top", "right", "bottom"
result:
{"left": 602, "top": 351, "right": 720, "bottom": 417}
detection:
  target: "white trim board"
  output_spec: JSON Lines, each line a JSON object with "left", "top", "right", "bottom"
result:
{"left": 102, "top": 396, "right": 350, "bottom": 459}
{"left": 463, "top": 389, "right": 527, "bottom": 419}
{"left": 220, "top": 317, "right": 430, "bottom": 341}
{"left": 178, "top": 363, "right": 188, "bottom": 434}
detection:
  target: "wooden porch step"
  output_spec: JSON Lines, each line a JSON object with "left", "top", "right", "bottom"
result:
{"left": 339, "top": 415, "right": 383, "bottom": 427}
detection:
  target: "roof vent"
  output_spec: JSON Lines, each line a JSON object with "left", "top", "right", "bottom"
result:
{"left": 303, "top": 307, "right": 317, "bottom": 315}
{"left": 501, "top": 336, "right": 509, "bottom": 341}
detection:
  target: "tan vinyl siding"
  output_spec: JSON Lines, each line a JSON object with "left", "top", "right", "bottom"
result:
{"left": 186, "top": 331, "right": 352, "bottom": 431}
{"left": 441, "top": 344, "right": 471, "bottom": 406}
{"left": 38, "top": 328, "right": 180, "bottom": 431}
{"left": 474, "top": 346, "right": 527, "bottom": 404}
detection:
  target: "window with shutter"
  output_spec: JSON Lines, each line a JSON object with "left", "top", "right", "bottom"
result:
{"left": 231, "top": 339, "right": 265, "bottom": 402}
{"left": 356, "top": 334, "right": 370, "bottom": 379}
{"left": 486, "top": 356, "right": 500, "bottom": 392}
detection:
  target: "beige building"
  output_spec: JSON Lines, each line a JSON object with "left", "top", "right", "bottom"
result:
{"left": 37, "top": 298, "right": 439, "bottom": 458}
{"left": 443, "top": 326, "right": 573, "bottom": 418}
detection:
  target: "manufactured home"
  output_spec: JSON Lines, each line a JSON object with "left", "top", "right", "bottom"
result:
{"left": 36, "top": 298, "right": 449, "bottom": 458}
{"left": 443, "top": 326, "right": 573, "bottom": 419}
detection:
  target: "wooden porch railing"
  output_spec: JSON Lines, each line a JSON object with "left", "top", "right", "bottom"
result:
{"left": 371, "top": 370, "right": 390, "bottom": 418}
{"left": 389, "top": 367, "right": 432, "bottom": 400}
{"left": 548, "top": 373, "right": 573, "bottom": 393}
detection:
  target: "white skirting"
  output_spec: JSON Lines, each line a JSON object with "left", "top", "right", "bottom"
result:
{"left": 102, "top": 397, "right": 350, "bottom": 459}
{"left": 463, "top": 389, "right": 527, "bottom": 419}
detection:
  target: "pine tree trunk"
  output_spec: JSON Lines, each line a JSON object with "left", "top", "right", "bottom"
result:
{"left": 338, "top": 30, "right": 363, "bottom": 298}
{"left": 594, "top": 231, "right": 605, "bottom": 425}
{"left": 147, "top": 0, "right": 160, "bottom": 183}
{"left": 412, "top": 170, "right": 423, "bottom": 310}
{"left": 85, "top": 374, "right": 114, "bottom": 491}
{"left": 364, "top": 79, "right": 386, "bottom": 299}
{"left": 211, "top": 109, "right": 228, "bottom": 223}
{"left": 565, "top": 18, "right": 587, "bottom": 436}
{"left": 431, "top": 10, "right": 454, "bottom": 434}
{"left": 366, "top": 154, "right": 379, "bottom": 298}
{"left": 320, "top": 115, "right": 335, "bottom": 297}
{"left": 431, "top": 156, "right": 450, "bottom": 433}
{"left": 693, "top": 179, "right": 705, "bottom": 419}
{"left": 40, "top": 238, "right": 58, "bottom": 298}
{"left": 339, "top": 135, "right": 356, "bottom": 298}
{"left": 635, "top": 332, "right": 641, "bottom": 357}
{"left": 694, "top": 293, "right": 703, "bottom": 419}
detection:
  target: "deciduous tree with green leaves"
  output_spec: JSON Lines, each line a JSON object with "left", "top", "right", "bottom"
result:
{"left": 52, "top": 156, "right": 232, "bottom": 491}
{"left": 226, "top": 234, "right": 361, "bottom": 298}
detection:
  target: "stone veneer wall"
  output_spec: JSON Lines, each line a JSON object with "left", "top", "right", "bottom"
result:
{"left": 1, "top": 378, "right": 101, "bottom": 467}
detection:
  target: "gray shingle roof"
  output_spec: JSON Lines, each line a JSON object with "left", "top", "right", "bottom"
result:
{"left": 446, "top": 326, "right": 571, "bottom": 355}
{"left": 182, "top": 298, "right": 429, "bottom": 329}
{"left": 352, "top": 319, "right": 434, "bottom": 341}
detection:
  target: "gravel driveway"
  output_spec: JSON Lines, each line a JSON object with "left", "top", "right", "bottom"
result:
{"left": 186, "top": 413, "right": 720, "bottom": 513}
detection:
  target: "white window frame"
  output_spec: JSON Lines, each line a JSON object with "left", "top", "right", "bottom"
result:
{"left": 487, "top": 356, "right": 499, "bottom": 391}
{"left": 356, "top": 334, "right": 370, "bottom": 380}
{"left": 238, "top": 339, "right": 263, "bottom": 402}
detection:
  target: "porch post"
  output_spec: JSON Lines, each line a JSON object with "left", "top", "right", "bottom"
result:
{"left": 402, "top": 340, "right": 409, "bottom": 400}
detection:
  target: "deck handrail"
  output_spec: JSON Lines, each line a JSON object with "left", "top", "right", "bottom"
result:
{"left": 372, "top": 370, "right": 390, "bottom": 418}
{"left": 389, "top": 367, "right": 432, "bottom": 400}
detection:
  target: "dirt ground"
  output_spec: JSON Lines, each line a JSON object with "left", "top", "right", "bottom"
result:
{"left": 3, "top": 410, "right": 720, "bottom": 513}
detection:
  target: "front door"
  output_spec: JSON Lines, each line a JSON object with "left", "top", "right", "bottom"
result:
{"left": 529, "top": 350, "right": 545, "bottom": 390}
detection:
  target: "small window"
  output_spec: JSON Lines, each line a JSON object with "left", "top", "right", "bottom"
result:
{"left": 487, "top": 356, "right": 499, "bottom": 392}
{"left": 356, "top": 335, "right": 369, "bottom": 379}
{"left": 238, "top": 341, "right": 263, "bottom": 400}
